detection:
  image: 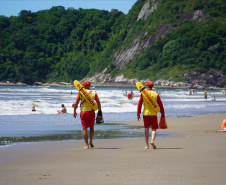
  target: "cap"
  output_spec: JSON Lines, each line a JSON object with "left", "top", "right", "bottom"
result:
{"left": 83, "top": 81, "right": 91, "bottom": 86}
{"left": 145, "top": 81, "right": 154, "bottom": 87}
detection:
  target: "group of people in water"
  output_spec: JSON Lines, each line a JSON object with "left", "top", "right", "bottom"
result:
{"left": 189, "top": 89, "right": 197, "bottom": 95}
{"left": 31, "top": 104, "right": 68, "bottom": 114}
{"left": 204, "top": 91, "right": 217, "bottom": 101}
{"left": 189, "top": 89, "right": 215, "bottom": 100}
{"left": 188, "top": 89, "right": 222, "bottom": 101}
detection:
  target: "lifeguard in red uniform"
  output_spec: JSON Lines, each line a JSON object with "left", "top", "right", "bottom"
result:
{"left": 73, "top": 81, "right": 102, "bottom": 149}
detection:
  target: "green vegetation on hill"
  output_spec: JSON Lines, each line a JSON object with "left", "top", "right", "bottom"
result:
{"left": 117, "top": 0, "right": 226, "bottom": 81}
{"left": 124, "top": 19, "right": 226, "bottom": 80}
{"left": 0, "top": 0, "right": 225, "bottom": 84}
{"left": 0, "top": 7, "right": 125, "bottom": 84}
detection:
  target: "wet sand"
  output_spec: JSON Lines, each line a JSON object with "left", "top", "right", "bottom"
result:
{"left": 0, "top": 113, "right": 225, "bottom": 185}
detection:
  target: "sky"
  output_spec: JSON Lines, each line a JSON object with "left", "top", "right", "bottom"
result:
{"left": 0, "top": 0, "right": 137, "bottom": 17}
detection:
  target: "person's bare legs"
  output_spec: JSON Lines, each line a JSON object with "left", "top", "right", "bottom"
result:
{"left": 144, "top": 128, "right": 149, "bottom": 149}
{"left": 83, "top": 128, "right": 89, "bottom": 148}
{"left": 89, "top": 128, "right": 94, "bottom": 148}
{"left": 151, "top": 129, "right": 157, "bottom": 149}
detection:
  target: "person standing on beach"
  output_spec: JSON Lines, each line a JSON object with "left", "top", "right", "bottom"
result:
{"left": 73, "top": 81, "right": 101, "bottom": 149}
{"left": 137, "top": 81, "right": 165, "bottom": 149}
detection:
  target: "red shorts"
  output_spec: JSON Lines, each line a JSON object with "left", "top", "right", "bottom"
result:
{"left": 143, "top": 115, "right": 158, "bottom": 129}
{"left": 80, "top": 111, "right": 95, "bottom": 129}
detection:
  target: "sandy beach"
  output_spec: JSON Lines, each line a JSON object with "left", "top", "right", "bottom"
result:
{"left": 0, "top": 113, "right": 225, "bottom": 185}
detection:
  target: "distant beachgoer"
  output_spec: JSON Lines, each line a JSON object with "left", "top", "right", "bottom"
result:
{"left": 212, "top": 96, "right": 216, "bottom": 101}
{"left": 204, "top": 91, "right": 207, "bottom": 100}
{"left": 137, "top": 81, "right": 165, "bottom": 149}
{"left": 127, "top": 90, "right": 133, "bottom": 100}
{"left": 57, "top": 104, "right": 67, "bottom": 114}
{"left": 32, "top": 106, "right": 36, "bottom": 111}
{"left": 189, "top": 89, "right": 192, "bottom": 95}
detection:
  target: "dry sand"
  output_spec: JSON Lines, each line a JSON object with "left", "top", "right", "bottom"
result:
{"left": 0, "top": 114, "right": 225, "bottom": 185}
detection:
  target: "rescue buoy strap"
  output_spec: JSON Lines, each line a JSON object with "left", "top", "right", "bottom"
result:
{"left": 139, "top": 87, "right": 145, "bottom": 92}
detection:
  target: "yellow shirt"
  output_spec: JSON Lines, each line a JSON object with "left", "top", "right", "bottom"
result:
{"left": 76, "top": 90, "right": 98, "bottom": 111}
{"left": 143, "top": 90, "right": 158, "bottom": 116}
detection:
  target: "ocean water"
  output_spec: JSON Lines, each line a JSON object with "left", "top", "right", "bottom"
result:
{"left": 0, "top": 85, "right": 225, "bottom": 147}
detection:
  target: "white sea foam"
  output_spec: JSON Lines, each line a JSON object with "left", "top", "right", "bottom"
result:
{"left": 165, "top": 103, "right": 205, "bottom": 109}
{"left": 0, "top": 86, "right": 226, "bottom": 116}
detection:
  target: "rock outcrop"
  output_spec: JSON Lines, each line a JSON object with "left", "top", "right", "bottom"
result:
{"left": 137, "top": 0, "right": 159, "bottom": 21}
{"left": 185, "top": 70, "right": 226, "bottom": 88}
{"left": 84, "top": 69, "right": 225, "bottom": 89}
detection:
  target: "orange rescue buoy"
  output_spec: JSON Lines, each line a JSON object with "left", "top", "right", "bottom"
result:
{"left": 221, "top": 119, "right": 226, "bottom": 130}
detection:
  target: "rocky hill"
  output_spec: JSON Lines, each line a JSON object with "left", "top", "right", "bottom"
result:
{"left": 86, "top": 0, "right": 226, "bottom": 88}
